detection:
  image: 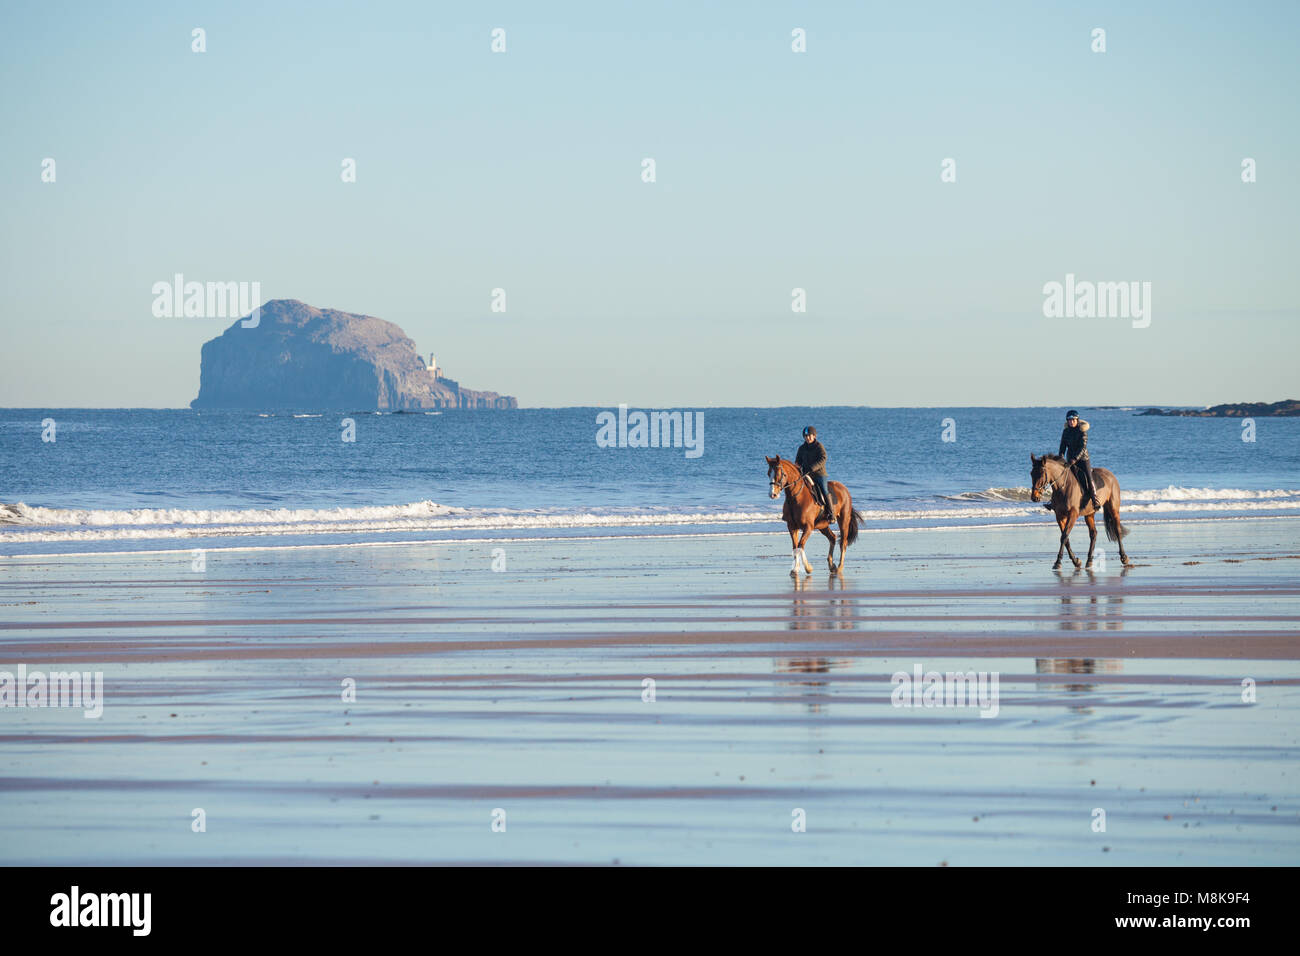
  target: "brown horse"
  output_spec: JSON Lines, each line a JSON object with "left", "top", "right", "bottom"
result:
{"left": 766, "top": 456, "right": 863, "bottom": 575}
{"left": 1030, "top": 454, "right": 1132, "bottom": 570}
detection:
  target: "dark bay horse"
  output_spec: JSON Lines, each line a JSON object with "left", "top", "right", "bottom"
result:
{"left": 1030, "top": 454, "right": 1132, "bottom": 570}
{"left": 766, "top": 456, "right": 863, "bottom": 575}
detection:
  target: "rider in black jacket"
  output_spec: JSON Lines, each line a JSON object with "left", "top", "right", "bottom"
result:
{"left": 1059, "top": 410, "right": 1101, "bottom": 510}
{"left": 795, "top": 425, "right": 834, "bottom": 522}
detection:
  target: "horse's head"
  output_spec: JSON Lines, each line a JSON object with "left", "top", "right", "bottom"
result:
{"left": 765, "top": 455, "right": 792, "bottom": 499}
{"left": 1029, "top": 453, "right": 1057, "bottom": 502}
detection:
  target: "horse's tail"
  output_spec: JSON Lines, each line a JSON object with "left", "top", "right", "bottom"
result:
{"left": 845, "top": 508, "right": 863, "bottom": 546}
{"left": 1103, "top": 486, "right": 1129, "bottom": 542}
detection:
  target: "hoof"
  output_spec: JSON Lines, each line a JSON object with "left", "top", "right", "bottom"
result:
{"left": 1052, "top": 562, "right": 1062, "bottom": 570}
{"left": 1072, "top": 559, "right": 1082, "bottom": 568}
{"left": 1085, "top": 561, "right": 1093, "bottom": 570}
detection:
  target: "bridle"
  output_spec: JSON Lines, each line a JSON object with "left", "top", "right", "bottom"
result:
{"left": 1030, "top": 456, "right": 1060, "bottom": 502}
{"left": 769, "top": 458, "right": 801, "bottom": 499}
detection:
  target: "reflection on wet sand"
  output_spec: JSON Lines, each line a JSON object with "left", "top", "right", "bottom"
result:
{"left": 788, "top": 574, "right": 857, "bottom": 631}
{"left": 1039, "top": 575, "right": 1131, "bottom": 712}
{"left": 778, "top": 577, "right": 854, "bottom": 710}
{"left": 1034, "top": 657, "right": 1124, "bottom": 715}
{"left": 1036, "top": 656, "right": 1123, "bottom": 685}
{"left": 1057, "top": 572, "right": 1129, "bottom": 632}
{"left": 4, "top": 523, "right": 1298, "bottom": 866}
{"left": 773, "top": 656, "right": 849, "bottom": 713}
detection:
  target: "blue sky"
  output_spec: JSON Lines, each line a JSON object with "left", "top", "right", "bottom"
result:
{"left": 2, "top": 1, "right": 1296, "bottom": 407}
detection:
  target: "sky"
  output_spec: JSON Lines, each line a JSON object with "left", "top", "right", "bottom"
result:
{"left": 1, "top": 0, "right": 1296, "bottom": 408}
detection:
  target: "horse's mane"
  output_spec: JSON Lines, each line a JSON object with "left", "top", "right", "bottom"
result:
{"left": 1038, "top": 453, "right": 1076, "bottom": 490}
{"left": 768, "top": 455, "right": 799, "bottom": 478}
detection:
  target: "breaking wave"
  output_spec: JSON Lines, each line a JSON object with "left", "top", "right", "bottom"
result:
{"left": 2, "top": 487, "right": 1296, "bottom": 547}
{"left": 941, "top": 487, "right": 1035, "bottom": 502}
{"left": 945, "top": 486, "right": 1300, "bottom": 504}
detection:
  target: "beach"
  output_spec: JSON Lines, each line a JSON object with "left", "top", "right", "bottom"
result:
{"left": 2, "top": 516, "right": 1297, "bottom": 865}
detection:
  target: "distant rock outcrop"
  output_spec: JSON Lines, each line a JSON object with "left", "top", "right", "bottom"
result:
{"left": 1137, "top": 399, "right": 1299, "bottom": 417}
{"left": 190, "top": 300, "right": 516, "bottom": 410}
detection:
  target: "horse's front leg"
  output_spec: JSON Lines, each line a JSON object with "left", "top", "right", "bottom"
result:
{"left": 1053, "top": 515, "right": 1068, "bottom": 569}
{"left": 789, "top": 528, "right": 801, "bottom": 577}
{"left": 796, "top": 528, "right": 813, "bottom": 574}
{"left": 1062, "top": 511, "right": 1082, "bottom": 568}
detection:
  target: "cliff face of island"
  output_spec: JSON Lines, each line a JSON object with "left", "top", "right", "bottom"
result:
{"left": 191, "top": 300, "right": 516, "bottom": 410}
{"left": 1138, "top": 399, "right": 1299, "bottom": 417}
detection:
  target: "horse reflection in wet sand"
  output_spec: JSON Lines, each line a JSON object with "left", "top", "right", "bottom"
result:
{"left": 1035, "top": 658, "right": 1123, "bottom": 714}
{"left": 788, "top": 575, "right": 857, "bottom": 630}
{"left": 774, "top": 658, "right": 850, "bottom": 713}
{"left": 1058, "top": 586, "right": 1126, "bottom": 632}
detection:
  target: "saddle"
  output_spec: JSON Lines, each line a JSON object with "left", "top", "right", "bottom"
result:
{"left": 803, "top": 475, "right": 837, "bottom": 515}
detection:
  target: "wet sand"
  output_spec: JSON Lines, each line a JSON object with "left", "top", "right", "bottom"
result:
{"left": 1, "top": 518, "right": 1298, "bottom": 865}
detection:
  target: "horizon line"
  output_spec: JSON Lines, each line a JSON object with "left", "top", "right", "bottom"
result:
{"left": 4, "top": 401, "right": 1295, "bottom": 412}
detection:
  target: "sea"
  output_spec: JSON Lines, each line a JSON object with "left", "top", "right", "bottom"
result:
{"left": 1, "top": 406, "right": 1296, "bottom": 556}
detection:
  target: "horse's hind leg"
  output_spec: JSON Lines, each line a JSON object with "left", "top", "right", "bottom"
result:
{"left": 821, "top": 525, "right": 838, "bottom": 573}
{"left": 1084, "top": 513, "right": 1098, "bottom": 568}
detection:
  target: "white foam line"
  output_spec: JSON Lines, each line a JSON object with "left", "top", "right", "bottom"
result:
{"left": 0, "top": 530, "right": 781, "bottom": 559}
{"left": 2, "top": 513, "right": 1294, "bottom": 561}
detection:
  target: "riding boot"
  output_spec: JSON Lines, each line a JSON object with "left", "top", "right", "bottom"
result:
{"left": 1079, "top": 462, "right": 1101, "bottom": 510}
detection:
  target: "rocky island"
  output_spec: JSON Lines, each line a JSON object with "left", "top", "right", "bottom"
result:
{"left": 1137, "top": 399, "right": 1299, "bottom": 417}
{"left": 191, "top": 300, "right": 517, "bottom": 410}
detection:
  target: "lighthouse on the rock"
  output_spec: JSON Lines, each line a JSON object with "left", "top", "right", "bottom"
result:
{"left": 427, "top": 353, "right": 438, "bottom": 378}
